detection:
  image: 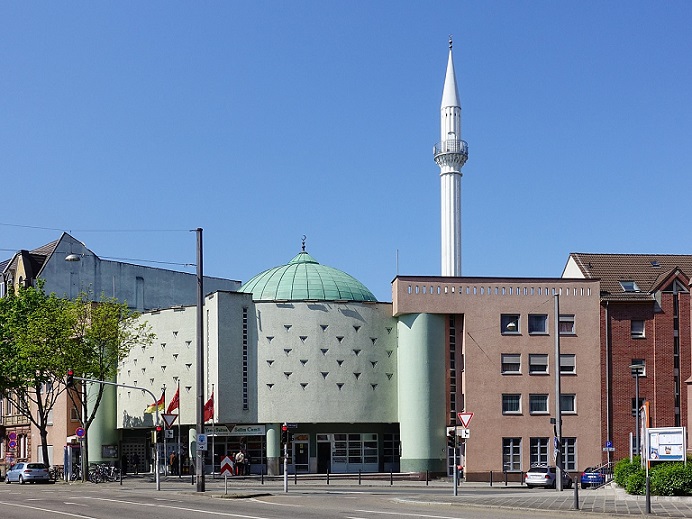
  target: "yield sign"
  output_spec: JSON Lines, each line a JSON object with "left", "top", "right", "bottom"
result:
{"left": 162, "top": 414, "right": 178, "bottom": 428}
{"left": 457, "top": 412, "right": 474, "bottom": 428}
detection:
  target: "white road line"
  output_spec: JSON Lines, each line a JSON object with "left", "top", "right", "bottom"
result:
{"left": 84, "top": 496, "right": 275, "bottom": 519}
{"left": 249, "top": 497, "right": 302, "bottom": 507}
{"left": 355, "top": 510, "right": 464, "bottom": 519}
{"left": 0, "top": 500, "right": 100, "bottom": 519}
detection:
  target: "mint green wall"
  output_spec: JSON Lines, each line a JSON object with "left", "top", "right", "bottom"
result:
{"left": 87, "top": 381, "right": 118, "bottom": 463}
{"left": 397, "top": 313, "right": 447, "bottom": 473}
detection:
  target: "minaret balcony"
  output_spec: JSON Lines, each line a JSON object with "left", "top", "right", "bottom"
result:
{"left": 433, "top": 139, "right": 468, "bottom": 168}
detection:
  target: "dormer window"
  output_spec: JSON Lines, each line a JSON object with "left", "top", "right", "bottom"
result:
{"left": 619, "top": 280, "right": 640, "bottom": 292}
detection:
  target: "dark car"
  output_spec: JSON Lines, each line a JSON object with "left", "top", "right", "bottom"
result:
{"left": 5, "top": 462, "right": 51, "bottom": 484}
{"left": 525, "top": 465, "right": 572, "bottom": 489}
{"left": 580, "top": 466, "right": 607, "bottom": 489}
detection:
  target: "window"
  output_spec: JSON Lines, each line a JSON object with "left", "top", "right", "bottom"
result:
{"left": 530, "top": 437, "right": 550, "bottom": 466}
{"left": 561, "top": 437, "right": 577, "bottom": 471}
{"left": 502, "top": 394, "right": 521, "bottom": 414}
{"left": 529, "top": 394, "right": 549, "bottom": 414}
{"left": 501, "top": 354, "right": 521, "bottom": 374}
{"left": 631, "top": 320, "right": 645, "bottom": 338}
{"left": 560, "top": 394, "right": 576, "bottom": 414}
{"left": 559, "top": 315, "right": 575, "bottom": 335}
{"left": 630, "top": 359, "right": 646, "bottom": 377}
{"left": 529, "top": 354, "right": 549, "bottom": 375}
{"left": 559, "top": 354, "right": 576, "bottom": 374}
{"left": 528, "top": 314, "right": 548, "bottom": 334}
{"left": 503, "top": 437, "right": 522, "bottom": 471}
{"left": 501, "top": 314, "right": 520, "bottom": 334}
{"left": 620, "top": 280, "right": 640, "bottom": 292}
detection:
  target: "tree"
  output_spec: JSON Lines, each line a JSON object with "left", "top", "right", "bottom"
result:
{"left": 0, "top": 283, "right": 154, "bottom": 470}
{"left": 65, "top": 292, "right": 154, "bottom": 471}
{"left": 0, "top": 282, "right": 78, "bottom": 467}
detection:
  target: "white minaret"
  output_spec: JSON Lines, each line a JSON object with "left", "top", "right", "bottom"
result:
{"left": 434, "top": 37, "right": 468, "bottom": 277}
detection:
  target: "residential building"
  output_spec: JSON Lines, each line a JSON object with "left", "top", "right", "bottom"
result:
{"left": 563, "top": 253, "right": 692, "bottom": 461}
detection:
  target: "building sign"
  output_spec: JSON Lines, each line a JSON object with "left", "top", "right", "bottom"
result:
{"left": 204, "top": 424, "right": 266, "bottom": 436}
{"left": 647, "top": 427, "right": 686, "bottom": 461}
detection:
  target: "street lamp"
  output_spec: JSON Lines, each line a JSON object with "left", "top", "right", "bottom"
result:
{"left": 629, "top": 363, "right": 644, "bottom": 459}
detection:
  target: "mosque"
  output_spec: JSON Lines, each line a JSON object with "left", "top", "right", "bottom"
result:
{"left": 2, "top": 40, "right": 605, "bottom": 480}
{"left": 113, "top": 39, "right": 603, "bottom": 478}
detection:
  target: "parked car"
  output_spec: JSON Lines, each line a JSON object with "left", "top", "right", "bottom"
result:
{"left": 580, "top": 466, "right": 607, "bottom": 489}
{"left": 5, "top": 462, "right": 51, "bottom": 484}
{"left": 525, "top": 465, "right": 572, "bottom": 489}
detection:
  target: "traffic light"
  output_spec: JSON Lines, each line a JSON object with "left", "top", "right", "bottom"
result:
{"left": 66, "top": 370, "right": 74, "bottom": 388}
{"left": 281, "top": 424, "right": 288, "bottom": 444}
{"left": 447, "top": 429, "right": 456, "bottom": 448}
{"left": 155, "top": 425, "right": 163, "bottom": 443}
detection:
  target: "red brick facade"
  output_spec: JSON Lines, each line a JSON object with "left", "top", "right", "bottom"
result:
{"left": 601, "top": 278, "right": 691, "bottom": 461}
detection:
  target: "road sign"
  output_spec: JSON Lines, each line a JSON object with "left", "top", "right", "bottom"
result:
{"left": 8, "top": 432, "right": 17, "bottom": 441}
{"left": 220, "top": 456, "right": 233, "bottom": 476}
{"left": 197, "top": 433, "right": 208, "bottom": 451}
{"left": 458, "top": 429, "right": 470, "bottom": 439}
{"left": 75, "top": 427, "right": 86, "bottom": 438}
{"left": 457, "top": 412, "right": 474, "bottom": 428}
{"left": 8, "top": 440, "right": 17, "bottom": 449}
{"left": 165, "top": 429, "right": 174, "bottom": 439}
{"left": 162, "top": 414, "right": 178, "bottom": 428}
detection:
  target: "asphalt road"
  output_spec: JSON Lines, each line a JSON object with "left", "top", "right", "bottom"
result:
{"left": 2, "top": 476, "right": 691, "bottom": 518}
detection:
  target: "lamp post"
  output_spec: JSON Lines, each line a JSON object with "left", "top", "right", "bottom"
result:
{"left": 553, "top": 294, "right": 563, "bottom": 491}
{"left": 630, "top": 364, "right": 644, "bottom": 459}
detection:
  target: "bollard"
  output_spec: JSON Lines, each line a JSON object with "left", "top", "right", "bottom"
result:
{"left": 390, "top": 469, "right": 393, "bottom": 486}
{"left": 359, "top": 469, "right": 362, "bottom": 485}
{"left": 490, "top": 470, "right": 493, "bottom": 486}
{"left": 504, "top": 470, "right": 508, "bottom": 486}
{"left": 261, "top": 467, "right": 264, "bottom": 485}
{"left": 327, "top": 468, "right": 330, "bottom": 485}
{"left": 426, "top": 470, "right": 429, "bottom": 486}
{"left": 294, "top": 472, "right": 297, "bottom": 485}
{"left": 573, "top": 479, "right": 579, "bottom": 510}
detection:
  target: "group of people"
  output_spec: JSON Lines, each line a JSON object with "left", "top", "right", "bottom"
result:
{"left": 223, "top": 450, "right": 250, "bottom": 476}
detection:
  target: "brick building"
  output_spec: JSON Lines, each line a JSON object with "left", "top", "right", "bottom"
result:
{"left": 563, "top": 253, "right": 692, "bottom": 461}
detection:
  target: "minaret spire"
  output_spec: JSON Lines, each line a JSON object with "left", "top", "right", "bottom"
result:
{"left": 434, "top": 37, "right": 468, "bottom": 277}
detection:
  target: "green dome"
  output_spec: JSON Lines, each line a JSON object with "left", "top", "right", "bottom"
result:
{"left": 239, "top": 251, "right": 377, "bottom": 302}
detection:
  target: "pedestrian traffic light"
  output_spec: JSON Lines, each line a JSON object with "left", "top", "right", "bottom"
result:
{"left": 155, "top": 425, "right": 163, "bottom": 443}
{"left": 281, "top": 424, "right": 288, "bottom": 444}
{"left": 66, "top": 370, "right": 74, "bottom": 388}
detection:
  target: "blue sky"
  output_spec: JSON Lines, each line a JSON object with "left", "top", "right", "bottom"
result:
{"left": 2, "top": 1, "right": 691, "bottom": 302}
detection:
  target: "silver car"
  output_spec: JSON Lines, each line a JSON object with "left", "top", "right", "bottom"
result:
{"left": 5, "top": 462, "right": 51, "bottom": 484}
{"left": 524, "top": 465, "right": 572, "bottom": 489}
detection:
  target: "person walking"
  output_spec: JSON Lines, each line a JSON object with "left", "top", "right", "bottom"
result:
{"left": 131, "top": 453, "right": 140, "bottom": 475}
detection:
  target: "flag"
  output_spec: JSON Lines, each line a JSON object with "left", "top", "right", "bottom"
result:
{"left": 166, "top": 387, "right": 180, "bottom": 414}
{"left": 144, "top": 392, "right": 165, "bottom": 414}
{"left": 203, "top": 392, "right": 214, "bottom": 422}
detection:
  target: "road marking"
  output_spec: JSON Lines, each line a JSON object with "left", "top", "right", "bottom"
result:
{"left": 249, "top": 497, "right": 302, "bottom": 507}
{"left": 356, "top": 510, "right": 464, "bottom": 519}
{"left": 0, "top": 500, "right": 100, "bottom": 519}
{"left": 84, "top": 496, "right": 275, "bottom": 519}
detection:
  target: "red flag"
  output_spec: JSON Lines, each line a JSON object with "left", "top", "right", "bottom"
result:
{"left": 203, "top": 392, "right": 214, "bottom": 422}
{"left": 166, "top": 387, "right": 180, "bottom": 414}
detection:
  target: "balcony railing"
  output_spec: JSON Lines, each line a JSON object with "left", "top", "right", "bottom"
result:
{"left": 433, "top": 139, "right": 468, "bottom": 159}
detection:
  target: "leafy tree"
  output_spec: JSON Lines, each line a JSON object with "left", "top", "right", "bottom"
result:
{"left": 65, "top": 292, "right": 154, "bottom": 470}
{"left": 0, "top": 282, "right": 78, "bottom": 467}
{"left": 0, "top": 283, "right": 154, "bottom": 470}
